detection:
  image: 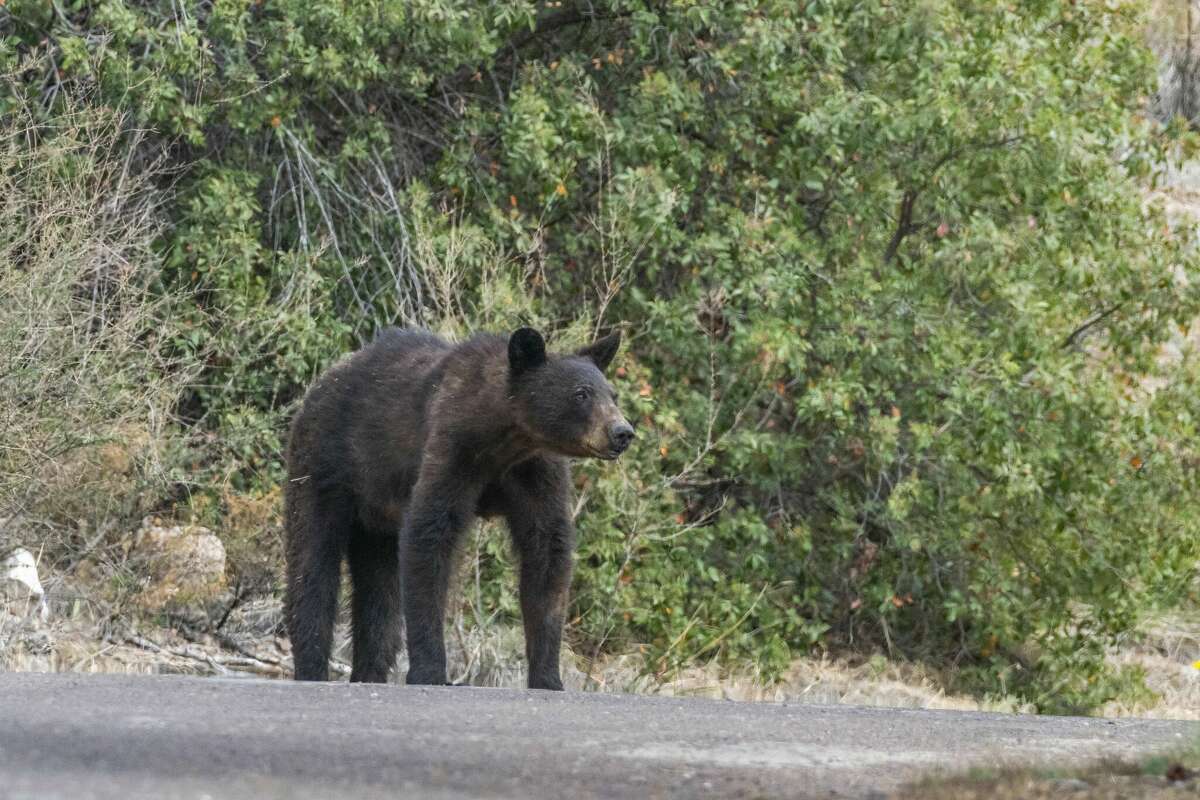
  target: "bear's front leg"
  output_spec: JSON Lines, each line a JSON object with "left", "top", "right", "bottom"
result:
{"left": 401, "top": 471, "right": 479, "bottom": 686}
{"left": 517, "top": 526, "right": 574, "bottom": 691}
{"left": 504, "top": 458, "right": 576, "bottom": 691}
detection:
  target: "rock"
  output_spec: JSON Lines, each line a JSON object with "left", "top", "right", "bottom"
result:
{"left": 1046, "top": 778, "right": 1091, "bottom": 792}
{"left": 1, "top": 548, "right": 49, "bottom": 621}
{"left": 130, "top": 518, "right": 227, "bottom": 609}
{"left": 0, "top": 563, "right": 54, "bottom": 660}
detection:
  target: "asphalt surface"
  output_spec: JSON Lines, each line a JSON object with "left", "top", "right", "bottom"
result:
{"left": 0, "top": 672, "right": 1195, "bottom": 800}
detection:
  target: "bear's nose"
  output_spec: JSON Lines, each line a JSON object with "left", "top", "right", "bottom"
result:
{"left": 609, "top": 422, "right": 635, "bottom": 454}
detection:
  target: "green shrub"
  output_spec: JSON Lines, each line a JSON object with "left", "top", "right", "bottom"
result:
{"left": 5, "top": 0, "right": 1200, "bottom": 710}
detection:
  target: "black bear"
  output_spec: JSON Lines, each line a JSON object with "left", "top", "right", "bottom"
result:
{"left": 283, "top": 326, "right": 633, "bottom": 689}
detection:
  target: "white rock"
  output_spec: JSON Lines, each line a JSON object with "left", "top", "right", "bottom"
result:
{"left": 1, "top": 548, "right": 49, "bottom": 621}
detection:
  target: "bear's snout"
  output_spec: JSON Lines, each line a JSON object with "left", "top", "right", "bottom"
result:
{"left": 608, "top": 421, "right": 635, "bottom": 456}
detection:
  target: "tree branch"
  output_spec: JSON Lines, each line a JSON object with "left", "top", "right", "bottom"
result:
{"left": 1062, "top": 302, "right": 1125, "bottom": 349}
{"left": 883, "top": 189, "right": 918, "bottom": 265}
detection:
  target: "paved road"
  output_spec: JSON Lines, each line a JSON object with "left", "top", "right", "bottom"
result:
{"left": 0, "top": 672, "right": 1195, "bottom": 800}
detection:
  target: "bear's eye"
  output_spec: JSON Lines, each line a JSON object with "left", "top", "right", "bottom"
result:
{"left": 573, "top": 387, "right": 591, "bottom": 403}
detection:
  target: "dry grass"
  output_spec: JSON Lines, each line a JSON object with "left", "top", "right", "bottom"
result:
{"left": 890, "top": 741, "right": 1200, "bottom": 800}
{"left": 1102, "top": 614, "right": 1200, "bottom": 720}
{"left": 892, "top": 769, "right": 1200, "bottom": 800}
{"left": 573, "top": 650, "right": 1003, "bottom": 710}
{"left": 1148, "top": 0, "right": 1200, "bottom": 125}
{"left": 0, "top": 78, "right": 192, "bottom": 568}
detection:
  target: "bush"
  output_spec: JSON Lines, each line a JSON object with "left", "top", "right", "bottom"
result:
{"left": 4, "top": 0, "right": 1200, "bottom": 710}
{"left": 0, "top": 78, "right": 193, "bottom": 568}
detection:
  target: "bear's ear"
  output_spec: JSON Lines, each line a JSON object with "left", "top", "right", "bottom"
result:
{"left": 576, "top": 331, "right": 621, "bottom": 373}
{"left": 508, "top": 327, "right": 547, "bottom": 373}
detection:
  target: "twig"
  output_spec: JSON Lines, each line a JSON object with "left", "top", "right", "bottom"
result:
{"left": 126, "top": 632, "right": 350, "bottom": 678}
{"left": 213, "top": 579, "right": 243, "bottom": 631}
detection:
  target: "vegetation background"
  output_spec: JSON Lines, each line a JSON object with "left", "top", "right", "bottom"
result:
{"left": 3, "top": 0, "right": 1200, "bottom": 714}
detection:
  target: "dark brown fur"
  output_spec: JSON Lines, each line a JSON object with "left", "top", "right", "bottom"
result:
{"left": 284, "top": 327, "right": 631, "bottom": 688}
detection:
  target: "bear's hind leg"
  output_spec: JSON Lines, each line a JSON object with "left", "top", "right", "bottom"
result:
{"left": 348, "top": 529, "right": 402, "bottom": 683}
{"left": 285, "top": 487, "right": 350, "bottom": 682}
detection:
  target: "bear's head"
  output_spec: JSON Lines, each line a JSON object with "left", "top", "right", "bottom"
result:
{"left": 507, "top": 327, "right": 635, "bottom": 460}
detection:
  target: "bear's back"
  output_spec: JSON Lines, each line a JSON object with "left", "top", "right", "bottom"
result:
{"left": 287, "top": 328, "right": 455, "bottom": 490}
